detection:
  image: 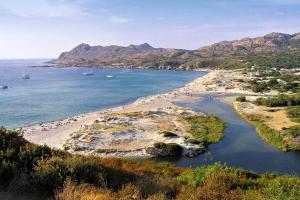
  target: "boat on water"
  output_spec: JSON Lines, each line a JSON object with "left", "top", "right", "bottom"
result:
{"left": 83, "top": 71, "right": 94, "bottom": 76}
{"left": 0, "top": 79, "right": 8, "bottom": 89}
{"left": 0, "top": 85, "right": 8, "bottom": 90}
{"left": 22, "top": 73, "right": 30, "bottom": 79}
{"left": 106, "top": 75, "right": 114, "bottom": 78}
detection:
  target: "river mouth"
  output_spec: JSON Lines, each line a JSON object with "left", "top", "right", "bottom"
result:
{"left": 154, "top": 95, "right": 300, "bottom": 176}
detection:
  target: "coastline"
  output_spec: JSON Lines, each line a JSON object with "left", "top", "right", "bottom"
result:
{"left": 22, "top": 69, "right": 254, "bottom": 157}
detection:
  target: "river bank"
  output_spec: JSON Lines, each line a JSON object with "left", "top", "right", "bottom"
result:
{"left": 232, "top": 99, "right": 300, "bottom": 151}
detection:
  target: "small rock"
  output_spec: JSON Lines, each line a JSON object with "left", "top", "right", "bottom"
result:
{"left": 185, "top": 148, "right": 206, "bottom": 158}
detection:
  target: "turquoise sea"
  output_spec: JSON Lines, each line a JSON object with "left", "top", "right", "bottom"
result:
{"left": 0, "top": 59, "right": 204, "bottom": 128}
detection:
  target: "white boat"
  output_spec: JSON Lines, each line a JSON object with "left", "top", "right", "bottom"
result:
{"left": 83, "top": 71, "right": 94, "bottom": 76}
{"left": 22, "top": 73, "right": 30, "bottom": 79}
{"left": 106, "top": 75, "right": 114, "bottom": 78}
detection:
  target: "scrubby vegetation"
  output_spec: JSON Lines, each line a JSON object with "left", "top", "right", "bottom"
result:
{"left": 234, "top": 111, "right": 300, "bottom": 151}
{"left": 185, "top": 115, "right": 226, "bottom": 144}
{"left": 284, "top": 125, "right": 300, "bottom": 138}
{"left": 248, "top": 76, "right": 300, "bottom": 93}
{"left": 243, "top": 115, "right": 290, "bottom": 151}
{"left": 1, "top": 127, "right": 300, "bottom": 199}
{"left": 240, "top": 52, "right": 300, "bottom": 93}
{"left": 236, "top": 96, "right": 246, "bottom": 102}
{"left": 287, "top": 106, "right": 300, "bottom": 122}
{"left": 245, "top": 51, "right": 300, "bottom": 70}
{"left": 146, "top": 142, "right": 183, "bottom": 157}
{"left": 255, "top": 94, "right": 300, "bottom": 107}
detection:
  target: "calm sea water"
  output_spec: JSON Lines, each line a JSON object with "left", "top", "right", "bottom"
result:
{"left": 158, "top": 96, "right": 300, "bottom": 176}
{"left": 0, "top": 59, "right": 204, "bottom": 128}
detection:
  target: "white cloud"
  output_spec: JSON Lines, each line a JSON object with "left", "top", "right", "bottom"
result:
{"left": 0, "top": 0, "right": 99, "bottom": 18}
{"left": 109, "top": 16, "right": 130, "bottom": 24}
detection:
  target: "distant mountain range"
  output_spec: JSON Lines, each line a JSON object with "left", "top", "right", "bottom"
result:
{"left": 51, "top": 32, "right": 300, "bottom": 70}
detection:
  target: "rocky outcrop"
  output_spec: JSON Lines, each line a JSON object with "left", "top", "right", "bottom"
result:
{"left": 146, "top": 142, "right": 183, "bottom": 157}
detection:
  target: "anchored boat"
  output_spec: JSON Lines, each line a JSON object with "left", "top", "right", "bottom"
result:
{"left": 83, "top": 71, "right": 94, "bottom": 76}
{"left": 22, "top": 73, "right": 30, "bottom": 79}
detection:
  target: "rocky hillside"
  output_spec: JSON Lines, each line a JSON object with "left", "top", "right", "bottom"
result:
{"left": 51, "top": 32, "right": 300, "bottom": 69}
{"left": 196, "top": 32, "right": 300, "bottom": 57}
{"left": 52, "top": 43, "right": 189, "bottom": 69}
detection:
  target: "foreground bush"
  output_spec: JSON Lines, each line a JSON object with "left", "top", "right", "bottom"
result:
{"left": 1, "top": 127, "right": 300, "bottom": 199}
{"left": 55, "top": 179, "right": 113, "bottom": 200}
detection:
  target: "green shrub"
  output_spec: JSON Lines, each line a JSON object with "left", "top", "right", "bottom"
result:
{"left": 33, "top": 155, "right": 135, "bottom": 195}
{"left": 285, "top": 125, "right": 300, "bottom": 137}
{"left": 19, "top": 144, "right": 52, "bottom": 172}
{"left": 151, "top": 142, "right": 183, "bottom": 156}
{"left": 255, "top": 94, "right": 300, "bottom": 107}
{"left": 33, "top": 157, "right": 71, "bottom": 194}
{"left": 33, "top": 156, "right": 111, "bottom": 194}
{"left": 177, "top": 163, "right": 225, "bottom": 187}
{"left": 236, "top": 96, "right": 246, "bottom": 102}
{"left": 287, "top": 106, "right": 300, "bottom": 123}
{"left": 0, "top": 160, "right": 16, "bottom": 186}
{"left": 261, "top": 176, "right": 300, "bottom": 200}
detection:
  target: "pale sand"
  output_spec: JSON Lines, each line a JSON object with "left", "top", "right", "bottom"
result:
{"left": 22, "top": 69, "right": 256, "bottom": 156}
{"left": 233, "top": 101, "right": 299, "bottom": 131}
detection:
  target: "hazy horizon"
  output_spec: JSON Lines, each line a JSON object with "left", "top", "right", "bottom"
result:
{"left": 1, "top": 0, "right": 300, "bottom": 59}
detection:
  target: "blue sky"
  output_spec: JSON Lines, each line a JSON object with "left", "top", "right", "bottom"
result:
{"left": 0, "top": 0, "right": 300, "bottom": 59}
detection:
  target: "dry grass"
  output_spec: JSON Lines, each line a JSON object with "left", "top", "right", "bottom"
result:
{"left": 80, "top": 135, "right": 95, "bottom": 143}
{"left": 235, "top": 101, "right": 299, "bottom": 131}
{"left": 55, "top": 179, "right": 113, "bottom": 200}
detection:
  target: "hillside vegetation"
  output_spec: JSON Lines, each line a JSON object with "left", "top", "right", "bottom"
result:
{"left": 255, "top": 94, "right": 300, "bottom": 107}
{"left": 1, "top": 128, "right": 300, "bottom": 199}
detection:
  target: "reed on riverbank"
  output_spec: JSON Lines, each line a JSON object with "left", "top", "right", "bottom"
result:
{"left": 185, "top": 115, "right": 227, "bottom": 144}
{"left": 233, "top": 103, "right": 300, "bottom": 151}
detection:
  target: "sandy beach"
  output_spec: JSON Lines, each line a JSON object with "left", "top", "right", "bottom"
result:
{"left": 22, "top": 69, "right": 255, "bottom": 157}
